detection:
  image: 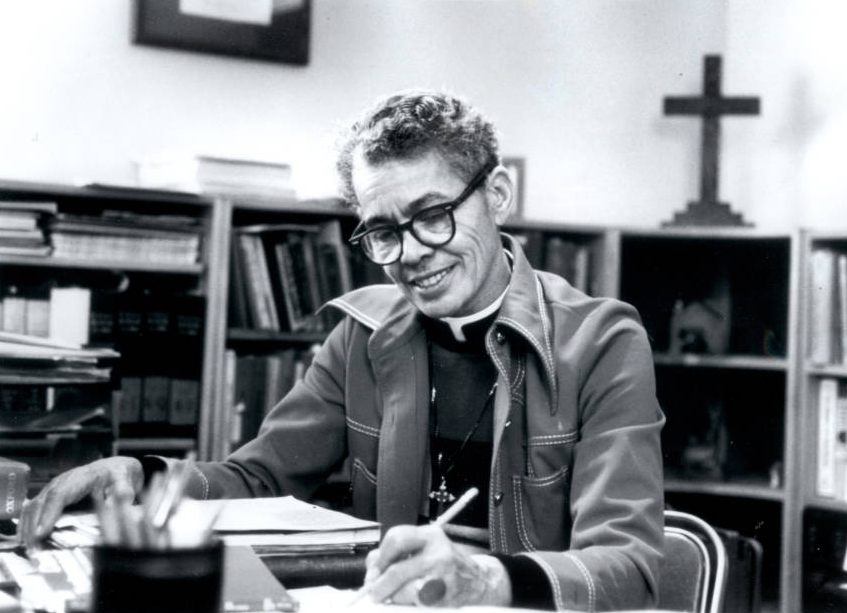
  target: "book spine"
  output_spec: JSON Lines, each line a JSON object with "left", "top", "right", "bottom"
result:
{"left": 838, "top": 254, "right": 847, "bottom": 367}
{"left": 1, "top": 293, "right": 26, "bottom": 334}
{"left": 237, "top": 234, "right": 276, "bottom": 330}
{"left": 810, "top": 249, "right": 836, "bottom": 365}
{"left": 48, "top": 287, "right": 91, "bottom": 346}
{"left": 836, "top": 382, "right": 847, "bottom": 503}
{"left": 24, "top": 298, "right": 50, "bottom": 338}
{"left": 818, "top": 377, "right": 839, "bottom": 498}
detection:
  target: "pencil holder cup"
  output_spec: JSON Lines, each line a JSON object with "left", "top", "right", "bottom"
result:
{"left": 91, "top": 539, "right": 224, "bottom": 613}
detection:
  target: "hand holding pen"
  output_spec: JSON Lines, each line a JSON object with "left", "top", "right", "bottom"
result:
{"left": 347, "top": 487, "right": 510, "bottom": 608}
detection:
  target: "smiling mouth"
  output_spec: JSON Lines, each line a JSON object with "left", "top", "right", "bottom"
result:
{"left": 410, "top": 266, "right": 452, "bottom": 290}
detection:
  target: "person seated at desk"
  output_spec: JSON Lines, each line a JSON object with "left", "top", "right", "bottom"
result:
{"left": 18, "top": 90, "right": 665, "bottom": 611}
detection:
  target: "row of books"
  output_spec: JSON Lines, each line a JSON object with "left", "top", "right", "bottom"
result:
{"left": 230, "top": 220, "right": 352, "bottom": 332}
{"left": 223, "top": 347, "right": 318, "bottom": 451}
{"left": 816, "top": 377, "right": 847, "bottom": 502}
{"left": 1, "top": 286, "right": 93, "bottom": 346}
{"left": 0, "top": 200, "right": 55, "bottom": 256}
{"left": 809, "top": 248, "right": 847, "bottom": 366}
{"left": 0, "top": 198, "right": 203, "bottom": 265}
{"left": 0, "top": 332, "right": 119, "bottom": 431}
{"left": 511, "top": 231, "right": 593, "bottom": 294}
{"left": 101, "top": 291, "right": 205, "bottom": 428}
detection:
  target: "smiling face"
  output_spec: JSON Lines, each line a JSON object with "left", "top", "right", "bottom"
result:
{"left": 351, "top": 149, "right": 514, "bottom": 319}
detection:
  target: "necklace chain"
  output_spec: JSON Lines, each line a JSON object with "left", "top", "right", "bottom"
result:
{"left": 428, "top": 375, "right": 497, "bottom": 513}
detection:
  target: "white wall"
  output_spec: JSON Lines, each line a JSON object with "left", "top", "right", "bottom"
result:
{"left": 0, "top": 0, "right": 843, "bottom": 229}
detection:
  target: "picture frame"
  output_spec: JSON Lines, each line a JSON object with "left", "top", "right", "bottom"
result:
{"left": 132, "top": 0, "right": 311, "bottom": 65}
{"left": 502, "top": 157, "right": 525, "bottom": 219}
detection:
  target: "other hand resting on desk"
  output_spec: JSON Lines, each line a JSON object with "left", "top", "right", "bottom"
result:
{"left": 361, "top": 524, "right": 511, "bottom": 607}
{"left": 16, "top": 457, "right": 143, "bottom": 547}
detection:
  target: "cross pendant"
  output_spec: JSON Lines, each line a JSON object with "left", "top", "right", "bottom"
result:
{"left": 429, "top": 479, "right": 456, "bottom": 517}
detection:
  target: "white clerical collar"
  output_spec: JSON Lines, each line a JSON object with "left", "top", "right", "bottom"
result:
{"left": 440, "top": 284, "right": 508, "bottom": 343}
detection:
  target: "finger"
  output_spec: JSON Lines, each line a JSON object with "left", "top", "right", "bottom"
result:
{"left": 365, "top": 553, "right": 433, "bottom": 605}
{"left": 17, "top": 498, "right": 38, "bottom": 546}
{"left": 373, "top": 524, "right": 441, "bottom": 572}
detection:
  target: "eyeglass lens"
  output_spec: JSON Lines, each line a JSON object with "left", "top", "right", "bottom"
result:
{"left": 361, "top": 207, "right": 455, "bottom": 264}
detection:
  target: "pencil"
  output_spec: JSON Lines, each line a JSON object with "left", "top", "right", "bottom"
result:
{"left": 346, "top": 487, "right": 479, "bottom": 607}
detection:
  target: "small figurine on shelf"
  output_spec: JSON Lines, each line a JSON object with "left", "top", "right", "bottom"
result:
{"left": 669, "top": 274, "right": 732, "bottom": 355}
{"left": 681, "top": 400, "right": 728, "bottom": 481}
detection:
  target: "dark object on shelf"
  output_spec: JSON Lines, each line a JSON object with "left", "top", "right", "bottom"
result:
{"left": 680, "top": 399, "right": 728, "bottom": 480}
{"left": 662, "top": 55, "right": 759, "bottom": 227}
{"left": 133, "top": 0, "right": 311, "bottom": 66}
{"left": 669, "top": 273, "right": 732, "bottom": 355}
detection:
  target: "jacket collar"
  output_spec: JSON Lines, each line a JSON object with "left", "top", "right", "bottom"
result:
{"left": 327, "top": 233, "right": 557, "bottom": 396}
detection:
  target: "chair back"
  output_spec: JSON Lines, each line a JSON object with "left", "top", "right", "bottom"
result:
{"left": 659, "top": 510, "right": 728, "bottom": 613}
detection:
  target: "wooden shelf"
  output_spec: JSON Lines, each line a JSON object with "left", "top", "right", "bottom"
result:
{"left": 653, "top": 352, "right": 789, "bottom": 371}
{"left": 804, "top": 496, "right": 847, "bottom": 514}
{"left": 227, "top": 328, "right": 327, "bottom": 344}
{"left": 665, "top": 477, "right": 784, "bottom": 502}
{"left": 0, "top": 254, "right": 204, "bottom": 274}
{"left": 804, "top": 363, "right": 847, "bottom": 378}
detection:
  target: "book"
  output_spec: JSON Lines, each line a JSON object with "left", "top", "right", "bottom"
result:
{"left": 141, "top": 375, "right": 170, "bottom": 423}
{"left": 0, "top": 200, "right": 57, "bottom": 214}
{"left": 140, "top": 292, "right": 173, "bottom": 424}
{"left": 236, "top": 233, "right": 280, "bottom": 330}
{"left": 818, "top": 377, "right": 839, "bottom": 498}
{"left": 835, "top": 382, "right": 847, "bottom": 503}
{"left": 315, "top": 220, "right": 353, "bottom": 329}
{"left": 839, "top": 254, "right": 847, "bottom": 367}
{"left": 810, "top": 248, "right": 838, "bottom": 365}
{"left": 48, "top": 287, "right": 91, "bottom": 346}
{"left": 0, "top": 210, "right": 38, "bottom": 230}
{"left": 1, "top": 293, "right": 26, "bottom": 334}
{"left": 23, "top": 298, "right": 49, "bottom": 338}
{"left": 227, "top": 234, "right": 252, "bottom": 328}
{"left": 0, "top": 404, "right": 107, "bottom": 432}
{"left": 286, "top": 231, "right": 322, "bottom": 331}
{"left": 167, "top": 294, "right": 205, "bottom": 427}
{"left": 136, "top": 155, "right": 295, "bottom": 200}
{"left": 271, "top": 240, "right": 308, "bottom": 331}
{"left": 115, "top": 291, "right": 145, "bottom": 424}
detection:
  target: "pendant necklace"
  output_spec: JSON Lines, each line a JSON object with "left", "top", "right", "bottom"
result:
{"left": 428, "top": 376, "right": 497, "bottom": 517}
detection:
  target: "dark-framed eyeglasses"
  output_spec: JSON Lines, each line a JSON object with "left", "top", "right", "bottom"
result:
{"left": 348, "top": 159, "right": 496, "bottom": 266}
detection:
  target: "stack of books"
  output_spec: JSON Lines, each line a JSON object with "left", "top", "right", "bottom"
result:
{"left": 136, "top": 155, "right": 296, "bottom": 200}
{"left": 0, "top": 331, "right": 119, "bottom": 431}
{"left": 47, "top": 210, "right": 203, "bottom": 266}
{"left": 0, "top": 200, "right": 56, "bottom": 257}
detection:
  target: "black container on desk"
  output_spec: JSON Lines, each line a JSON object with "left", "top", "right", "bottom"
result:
{"left": 91, "top": 540, "right": 224, "bottom": 613}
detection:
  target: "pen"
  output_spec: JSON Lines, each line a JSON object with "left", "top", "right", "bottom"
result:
{"left": 347, "top": 487, "right": 479, "bottom": 607}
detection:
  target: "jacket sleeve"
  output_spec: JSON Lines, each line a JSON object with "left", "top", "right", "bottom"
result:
{"left": 521, "top": 300, "right": 665, "bottom": 611}
{"left": 181, "top": 320, "right": 351, "bottom": 501}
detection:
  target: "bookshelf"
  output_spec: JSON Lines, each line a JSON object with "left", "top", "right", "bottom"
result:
{"left": 615, "top": 228, "right": 800, "bottom": 613}
{"left": 0, "top": 180, "right": 214, "bottom": 473}
{"left": 797, "top": 231, "right": 847, "bottom": 613}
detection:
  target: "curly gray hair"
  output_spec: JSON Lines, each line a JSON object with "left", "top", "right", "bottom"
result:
{"left": 336, "top": 90, "right": 500, "bottom": 207}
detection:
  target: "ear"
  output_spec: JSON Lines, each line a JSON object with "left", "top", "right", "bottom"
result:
{"left": 484, "top": 165, "right": 516, "bottom": 225}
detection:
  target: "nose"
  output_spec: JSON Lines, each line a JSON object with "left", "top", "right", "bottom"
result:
{"left": 398, "top": 227, "right": 434, "bottom": 266}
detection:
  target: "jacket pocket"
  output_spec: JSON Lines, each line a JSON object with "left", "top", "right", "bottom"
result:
{"left": 350, "top": 457, "right": 378, "bottom": 520}
{"left": 511, "top": 465, "right": 571, "bottom": 551}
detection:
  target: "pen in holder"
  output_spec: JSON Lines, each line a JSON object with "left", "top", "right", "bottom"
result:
{"left": 91, "top": 455, "right": 224, "bottom": 613}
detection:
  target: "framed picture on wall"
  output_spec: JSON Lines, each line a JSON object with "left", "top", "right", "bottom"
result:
{"left": 132, "top": 0, "right": 311, "bottom": 65}
{"left": 502, "top": 157, "right": 525, "bottom": 219}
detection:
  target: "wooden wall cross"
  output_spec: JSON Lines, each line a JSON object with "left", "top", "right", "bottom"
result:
{"left": 663, "top": 55, "right": 760, "bottom": 226}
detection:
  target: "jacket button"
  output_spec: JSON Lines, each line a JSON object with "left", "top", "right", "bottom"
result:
{"left": 493, "top": 492, "right": 504, "bottom": 506}
{"left": 495, "top": 331, "right": 506, "bottom": 345}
